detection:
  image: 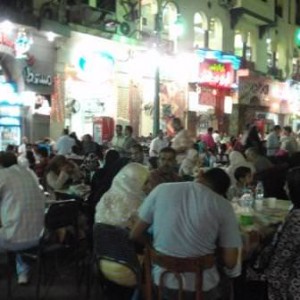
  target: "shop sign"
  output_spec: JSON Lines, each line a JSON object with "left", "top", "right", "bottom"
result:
{"left": 24, "top": 67, "right": 52, "bottom": 86}
{"left": 239, "top": 77, "right": 290, "bottom": 108}
{"left": 199, "top": 87, "right": 216, "bottom": 106}
{"left": 0, "top": 33, "right": 15, "bottom": 57}
{"left": 199, "top": 60, "right": 234, "bottom": 88}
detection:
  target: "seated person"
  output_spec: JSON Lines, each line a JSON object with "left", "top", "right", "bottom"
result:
{"left": 45, "top": 155, "right": 83, "bottom": 192}
{"left": 143, "top": 147, "right": 181, "bottom": 195}
{"left": 148, "top": 156, "right": 158, "bottom": 170}
{"left": 34, "top": 147, "right": 50, "bottom": 179}
{"left": 227, "top": 166, "right": 253, "bottom": 201}
{"left": 0, "top": 151, "right": 45, "bottom": 284}
{"left": 216, "top": 143, "right": 229, "bottom": 165}
{"left": 17, "top": 149, "right": 36, "bottom": 170}
{"left": 130, "top": 144, "right": 145, "bottom": 165}
{"left": 130, "top": 168, "right": 241, "bottom": 299}
{"left": 179, "top": 148, "right": 200, "bottom": 180}
{"left": 226, "top": 151, "right": 255, "bottom": 185}
{"left": 248, "top": 166, "right": 300, "bottom": 299}
{"left": 90, "top": 150, "right": 120, "bottom": 201}
{"left": 202, "top": 148, "right": 217, "bottom": 168}
{"left": 95, "top": 162, "right": 149, "bottom": 229}
{"left": 245, "top": 147, "right": 273, "bottom": 174}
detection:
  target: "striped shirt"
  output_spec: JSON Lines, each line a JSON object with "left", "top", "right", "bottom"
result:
{"left": 0, "top": 165, "right": 45, "bottom": 250}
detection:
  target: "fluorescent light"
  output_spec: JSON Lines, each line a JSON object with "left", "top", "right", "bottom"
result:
{"left": 46, "top": 32, "right": 55, "bottom": 42}
{"left": 0, "top": 20, "right": 14, "bottom": 33}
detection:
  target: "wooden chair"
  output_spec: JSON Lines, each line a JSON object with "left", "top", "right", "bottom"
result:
{"left": 144, "top": 245, "right": 215, "bottom": 300}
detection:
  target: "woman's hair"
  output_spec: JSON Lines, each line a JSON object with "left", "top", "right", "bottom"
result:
{"left": 234, "top": 166, "right": 251, "bottom": 182}
{"left": 46, "top": 155, "right": 67, "bottom": 174}
{"left": 286, "top": 167, "right": 300, "bottom": 208}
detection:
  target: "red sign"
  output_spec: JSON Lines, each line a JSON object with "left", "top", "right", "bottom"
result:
{"left": 199, "top": 87, "right": 216, "bottom": 106}
{"left": 199, "top": 59, "right": 234, "bottom": 88}
{"left": 0, "top": 33, "right": 15, "bottom": 57}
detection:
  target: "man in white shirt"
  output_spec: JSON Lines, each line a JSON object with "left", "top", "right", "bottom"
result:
{"left": 130, "top": 168, "right": 241, "bottom": 299}
{"left": 0, "top": 152, "right": 45, "bottom": 284}
{"left": 55, "top": 128, "right": 76, "bottom": 155}
{"left": 18, "top": 136, "right": 28, "bottom": 157}
{"left": 111, "top": 124, "right": 125, "bottom": 153}
{"left": 280, "top": 126, "right": 298, "bottom": 156}
{"left": 171, "top": 118, "right": 194, "bottom": 164}
{"left": 266, "top": 125, "right": 281, "bottom": 156}
{"left": 149, "top": 130, "right": 169, "bottom": 158}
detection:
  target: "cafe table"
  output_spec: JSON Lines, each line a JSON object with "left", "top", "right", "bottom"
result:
{"left": 55, "top": 183, "right": 91, "bottom": 201}
{"left": 233, "top": 198, "right": 291, "bottom": 260}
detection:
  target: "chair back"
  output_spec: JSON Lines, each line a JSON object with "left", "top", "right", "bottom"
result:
{"left": 45, "top": 199, "right": 79, "bottom": 231}
{"left": 93, "top": 223, "right": 141, "bottom": 287}
{"left": 144, "top": 244, "right": 214, "bottom": 300}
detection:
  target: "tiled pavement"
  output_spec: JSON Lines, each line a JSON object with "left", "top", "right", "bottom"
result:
{"left": 0, "top": 253, "right": 101, "bottom": 300}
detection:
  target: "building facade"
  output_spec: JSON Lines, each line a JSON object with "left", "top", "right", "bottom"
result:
{"left": 1, "top": 0, "right": 300, "bottom": 141}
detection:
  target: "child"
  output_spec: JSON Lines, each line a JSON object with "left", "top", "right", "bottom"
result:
{"left": 227, "top": 166, "right": 252, "bottom": 201}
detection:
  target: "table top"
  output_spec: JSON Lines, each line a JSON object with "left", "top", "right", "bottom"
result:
{"left": 233, "top": 198, "right": 291, "bottom": 259}
{"left": 55, "top": 184, "right": 91, "bottom": 198}
{"left": 233, "top": 199, "right": 291, "bottom": 230}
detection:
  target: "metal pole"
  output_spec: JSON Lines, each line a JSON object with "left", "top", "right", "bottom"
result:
{"left": 153, "top": 64, "right": 160, "bottom": 135}
{"left": 153, "top": 5, "right": 162, "bottom": 136}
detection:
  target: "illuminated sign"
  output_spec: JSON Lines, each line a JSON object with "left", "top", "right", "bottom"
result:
{"left": 196, "top": 49, "right": 241, "bottom": 70}
{"left": 24, "top": 67, "right": 52, "bottom": 86}
{"left": 15, "top": 29, "right": 33, "bottom": 59}
{"left": 0, "top": 82, "right": 22, "bottom": 105}
{"left": 0, "top": 33, "right": 15, "bottom": 57}
{"left": 68, "top": 50, "right": 115, "bottom": 83}
{"left": 199, "top": 60, "right": 234, "bottom": 88}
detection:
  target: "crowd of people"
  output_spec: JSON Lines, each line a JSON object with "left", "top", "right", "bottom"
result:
{"left": 1, "top": 119, "right": 300, "bottom": 299}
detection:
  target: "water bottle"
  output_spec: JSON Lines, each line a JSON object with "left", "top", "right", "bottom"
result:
{"left": 255, "top": 181, "right": 264, "bottom": 211}
{"left": 255, "top": 181, "right": 264, "bottom": 200}
{"left": 239, "top": 191, "right": 254, "bottom": 226}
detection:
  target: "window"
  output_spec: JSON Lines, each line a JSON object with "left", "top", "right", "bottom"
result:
{"left": 296, "top": 0, "right": 300, "bottom": 25}
{"left": 208, "top": 18, "right": 223, "bottom": 50}
{"left": 194, "top": 12, "right": 207, "bottom": 48}
{"left": 97, "top": 0, "right": 116, "bottom": 13}
{"left": 161, "top": 1, "right": 178, "bottom": 40}
{"left": 234, "top": 31, "right": 252, "bottom": 60}
{"left": 275, "top": 0, "right": 284, "bottom": 18}
{"left": 139, "top": 0, "right": 157, "bottom": 33}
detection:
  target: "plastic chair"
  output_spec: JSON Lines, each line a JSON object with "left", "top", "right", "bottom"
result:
{"left": 36, "top": 199, "right": 83, "bottom": 298}
{"left": 144, "top": 244, "right": 215, "bottom": 300}
{"left": 91, "top": 223, "right": 141, "bottom": 299}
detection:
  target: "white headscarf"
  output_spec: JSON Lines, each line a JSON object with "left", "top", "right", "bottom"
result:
{"left": 95, "top": 162, "right": 149, "bottom": 228}
{"left": 226, "top": 151, "right": 255, "bottom": 184}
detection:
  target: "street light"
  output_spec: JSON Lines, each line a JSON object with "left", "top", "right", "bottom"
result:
{"left": 152, "top": 0, "right": 183, "bottom": 136}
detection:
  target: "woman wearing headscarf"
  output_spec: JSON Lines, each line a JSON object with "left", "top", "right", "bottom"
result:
{"left": 226, "top": 151, "right": 255, "bottom": 184}
{"left": 94, "top": 163, "right": 149, "bottom": 299}
{"left": 94, "top": 162, "right": 149, "bottom": 229}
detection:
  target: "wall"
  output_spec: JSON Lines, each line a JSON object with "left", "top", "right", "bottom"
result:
{"left": 177, "top": 0, "right": 234, "bottom": 53}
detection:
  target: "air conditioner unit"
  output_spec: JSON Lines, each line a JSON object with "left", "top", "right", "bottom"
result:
{"left": 219, "top": 0, "right": 236, "bottom": 8}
